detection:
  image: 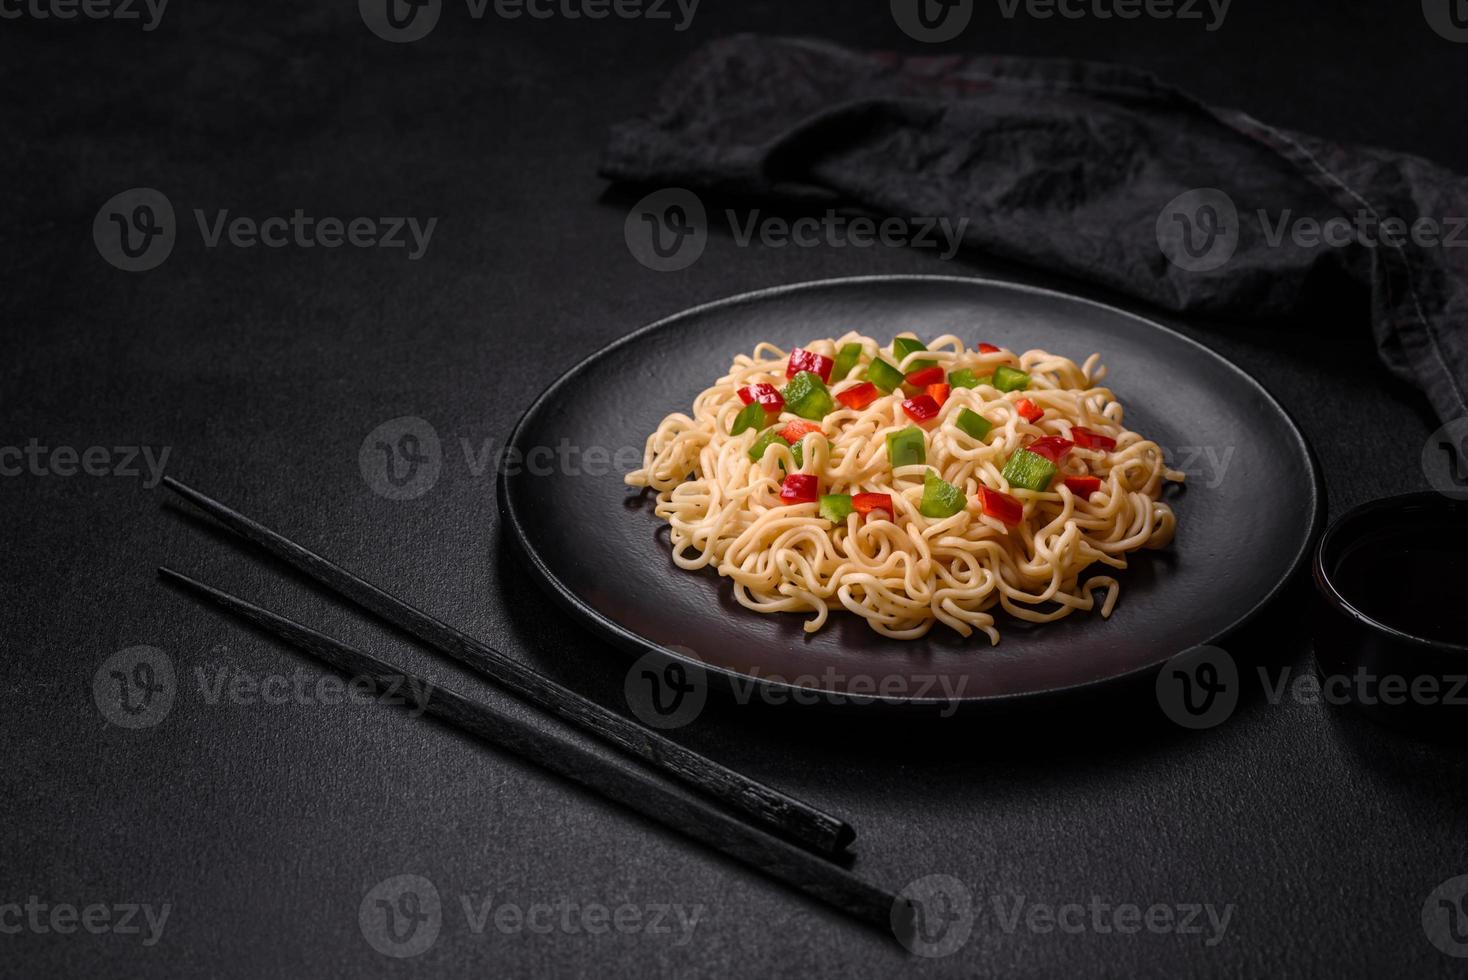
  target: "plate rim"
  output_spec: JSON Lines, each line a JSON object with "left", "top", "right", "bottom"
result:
{"left": 498, "top": 274, "right": 1326, "bottom": 705}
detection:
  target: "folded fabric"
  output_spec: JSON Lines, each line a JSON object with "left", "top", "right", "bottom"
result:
{"left": 602, "top": 35, "right": 1468, "bottom": 425}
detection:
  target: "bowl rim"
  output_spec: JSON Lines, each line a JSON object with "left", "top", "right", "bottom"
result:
{"left": 1312, "top": 490, "right": 1468, "bottom": 656}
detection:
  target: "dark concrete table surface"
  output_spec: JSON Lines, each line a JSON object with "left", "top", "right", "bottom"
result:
{"left": 3, "top": 1, "right": 1463, "bottom": 976}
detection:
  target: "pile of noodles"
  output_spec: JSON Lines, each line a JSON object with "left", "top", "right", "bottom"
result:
{"left": 625, "top": 333, "right": 1182, "bottom": 642}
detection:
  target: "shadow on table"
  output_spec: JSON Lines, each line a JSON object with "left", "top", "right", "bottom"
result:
{"left": 494, "top": 530, "right": 1323, "bottom": 776}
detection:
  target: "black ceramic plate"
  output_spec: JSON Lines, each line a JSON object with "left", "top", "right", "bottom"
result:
{"left": 500, "top": 276, "right": 1321, "bottom": 703}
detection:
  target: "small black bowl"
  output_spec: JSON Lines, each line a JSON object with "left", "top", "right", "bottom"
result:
{"left": 1313, "top": 492, "right": 1468, "bottom": 735}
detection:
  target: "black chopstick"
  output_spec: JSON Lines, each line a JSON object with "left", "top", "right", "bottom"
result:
{"left": 161, "top": 476, "right": 855, "bottom": 858}
{"left": 157, "top": 566, "right": 909, "bottom": 940}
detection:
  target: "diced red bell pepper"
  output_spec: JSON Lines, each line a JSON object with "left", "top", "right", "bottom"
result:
{"left": 1072, "top": 426, "right": 1117, "bottom": 451}
{"left": 977, "top": 342, "right": 1001, "bottom": 353}
{"left": 1015, "top": 398, "right": 1043, "bottom": 423}
{"left": 835, "top": 381, "right": 880, "bottom": 410}
{"left": 779, "top": 473, "right": 819, "bottom": 504}
{"left": 1026, "top": 435, "right": 1074, "bottom": 463}
{"left": 852, "top": 492, "right": 894, "bottom": 517}
{"left": 979, "top": 486, "right": 1023, "bottom": 525}
{"left": 786, "top": 348, "right": 834, "bottom": 383}
{"left": 778, "top": 420, "right": 822, "bottom": 444}
{"left": 903, "top": 365, "right": 946, "bottom": 387}
{"left": 737, "top": 383, "right": 785, "bottom": 416}
{"left": 1063, "top": 475, "right": 1102, "bottom": 499}
{"left": 901, "top": 395, "right": 942, "bottom": 423}
{"left": 926, "top": 383, "right": 950, "bottom": 407}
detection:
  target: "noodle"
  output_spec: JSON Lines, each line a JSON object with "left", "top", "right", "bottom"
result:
{"left": 625, "top": 333, "right": 1183, "bottom": 643}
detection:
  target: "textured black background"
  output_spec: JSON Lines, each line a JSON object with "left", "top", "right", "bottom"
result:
{"left": 2, "top": 1, "right": 1465, "bottom": 977}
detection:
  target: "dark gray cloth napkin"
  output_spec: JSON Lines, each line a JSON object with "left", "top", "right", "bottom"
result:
{"left": 601, "top": 35, "right": 1468, "bottom": 425}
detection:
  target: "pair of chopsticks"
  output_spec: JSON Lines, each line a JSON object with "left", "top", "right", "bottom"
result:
{"left": 158, "top": 478, "right": 912, "bottom": 941}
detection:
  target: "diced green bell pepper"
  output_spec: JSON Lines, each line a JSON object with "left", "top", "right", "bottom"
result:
{"left": 782, "top": 371, "right": 835, "bottom": 420}
{"left": 731, "top": 400, "right": 765, "bottom": 435}
{"left": 919, "top": 469, "right": 966, "bottom": 519}
{"left": 866, "top": 358, "right": 905, "bottom": 393}
{"left": 992, "top": 365, "right": 1031, "bottom": 392}
{"left": 1001, "top": 448, "right": 1057, "bottom": 491}
{"left": 819, "top": 493, "right": 854, "bottom": 523}
{"left": 891, "top": 336, "right": 935, "bottom": 371}
{"left": 948, "top": 369, "right": 980, "bottom": 389}
{"left": 886, "top": 425, "right": 926, "bottom": 468}
{"left": 954, "top": 407, "right": 992, "bottom": 442}
{"left": 831, "top": 343, "right": 864, "bottom": 383}
{"left": 779, "top": 434, "right": 822, "bottom": 471}
{"left": 749, "top": 429, "right": 790, "bottom": 463}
